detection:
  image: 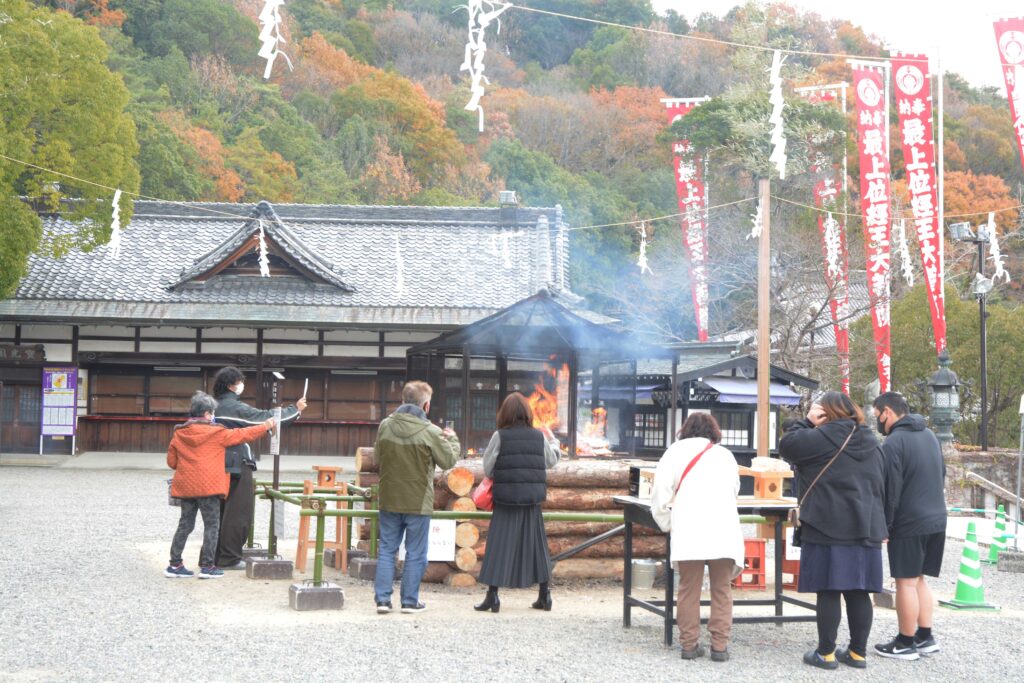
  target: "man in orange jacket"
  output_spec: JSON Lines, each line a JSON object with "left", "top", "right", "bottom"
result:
{"left": 166, "top": 392, "right": 275, "bottom": 579}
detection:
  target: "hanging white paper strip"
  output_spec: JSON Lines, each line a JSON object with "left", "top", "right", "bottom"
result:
{"left": 259, "top": 0, "right": 293, "bottom": 80}
{"left": 896, "top": 219, "right": 914, "bottom": 286}
{"left": 768, "top": 50, "right": 788, "bottom": 179}
{"left": 823, "top": 211, "right": 842, "bottom": 280}
{"left": 257, "top": 220, "right": 270, "bottom": 277}
{"left": 636, "top": 222, "right": 652, "bottom": 275}
{"left": 108, "top": 189, "right": 123, "bottom": 260}
{"left": 461, "top": 1, "right": 511, "bottom": 132}
{"left": 988, "top": 212, "right": 1010, "bottom": 283}
{"left": 748, "top": 197, "right": 764, "bottom": 240}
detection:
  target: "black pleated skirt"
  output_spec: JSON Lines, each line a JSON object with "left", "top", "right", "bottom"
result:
{"left": 478, "top": 503, "right": 552, "bottom": 588}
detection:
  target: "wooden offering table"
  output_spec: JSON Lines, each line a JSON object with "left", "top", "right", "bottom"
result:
{"left": 615, "top": 495, "right": 816, "bottom": 647}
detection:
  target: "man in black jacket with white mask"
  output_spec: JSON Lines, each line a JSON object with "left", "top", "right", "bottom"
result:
{"left": 871, "top": 392, "right": 947, "bottom": 661}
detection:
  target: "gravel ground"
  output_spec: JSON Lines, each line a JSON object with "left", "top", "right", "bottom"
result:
{"left": 1, "top": 466, "right": 1022, "bottom": 682}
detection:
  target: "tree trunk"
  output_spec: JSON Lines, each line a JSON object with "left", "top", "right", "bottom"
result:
{"left": 431, "top": 459, "right": 630, "bottom": 488}
{"left": 355, "top": 472, "right": 379, "bottom": 489}
{"left": 444, "top": 572, "right": 478, "bottom": 588}
{"left": 545, "top": 534, "right": 666, "bottom": 559}
{"left": 450, "top": 546, "right": 478, "bottom": 572}
{"left": 542, "top": 488, "right": 624, "bottom": 510}
{"left": 421, "top": 561, "right": 454, "bottom": 584}
{"left": 356, "top": 446, "right": 377, "bottom": 473}
{"left": 551, "top": 558, "right": 624, "bottom": 579}
{"left": 444, "top": 466, "right": 476, "bottom": 497}
{"left": 446, "top": 497, "right": 477, "bottom": 512}
{"left": 455, "top": 522, "right": 480, "bottom": 548}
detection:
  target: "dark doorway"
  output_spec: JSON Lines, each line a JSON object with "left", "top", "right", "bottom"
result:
{"left": 1, "top": 383, "right": 41, "bottom": 453}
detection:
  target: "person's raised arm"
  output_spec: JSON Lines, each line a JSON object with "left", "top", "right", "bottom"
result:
{"left": 219, "top": 420, "right": 274, "bottom": 447}
{"left": 431, "top": 425, "right": 460, "bottom": 470}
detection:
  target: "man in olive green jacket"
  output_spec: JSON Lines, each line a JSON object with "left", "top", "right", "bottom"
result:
{"left": 374, "top": 381, "right": 459, "bottom": 614}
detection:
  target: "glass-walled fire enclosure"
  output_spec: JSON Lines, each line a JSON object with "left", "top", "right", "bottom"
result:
{"left": 405, "top": 290, "right": 674, "bottom": 457}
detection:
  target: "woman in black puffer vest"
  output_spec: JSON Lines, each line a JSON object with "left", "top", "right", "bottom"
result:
{"left": 474, "top": 392, "right": 561, "bottom": 613}
{"left": 778, "top": 391, "right": 886, "bottom": 670}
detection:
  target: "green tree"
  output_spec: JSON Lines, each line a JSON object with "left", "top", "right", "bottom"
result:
{"left": 0, "top": 0, "right": 139, "bottom": 297}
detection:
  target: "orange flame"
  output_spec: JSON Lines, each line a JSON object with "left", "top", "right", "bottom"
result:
{"left": 527, "top": 362, "right": 569, "bottom": 431}
{"left": 583, "top": 406, "right": 607, "bottom": 439}
{"left": 466, "top": 448, "right": 477, "bottom": 456}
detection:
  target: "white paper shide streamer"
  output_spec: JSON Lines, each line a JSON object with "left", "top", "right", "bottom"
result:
{"left": 461, "top": 1, "right": 511, "bottom": 132}
{"left": 768, "top": 50, "right": 787, "bottom": 180}
{"left": 636, "top": 222, "right": 652, "bottom": 275}
{"left": 259, "top": 0, "right": 293, "bottom": 80}
{"left": 988, "top": 212, "right": 1010, "bottom": 283}
{"left": 108, "top": 189, "right": 123, "bottom": 260}
{"left": 823, "top": 211, "right": 841, "bottom": 280}
{"left": 895, "top": 219, "right": 914, "bottom": 286}
{"left": 748, "top": 197, "right": 764, "bottom": 240}
{"left": 257, "top": 220, "right": 270, "bottom": 277}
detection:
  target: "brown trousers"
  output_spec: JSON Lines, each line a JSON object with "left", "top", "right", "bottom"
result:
{"left": 676, "top": 558, "right": 734, "bottom": 651}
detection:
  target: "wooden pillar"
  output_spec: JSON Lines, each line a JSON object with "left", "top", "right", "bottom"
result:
{"left": 497, "top": 355, "right": 508, "bottom": 404}
{"left": 757, "top": 178, "right": 771, "bottom": 458}
{"left": 378, "top": 331, "right": 386, "bottom": 358}
{"left": 71, "top": 326, "right": 79, "bottom": 364}
{"left": 460, "top": 348, "right": 471, "bottom": 449}
{"left": 630, "top": 359, "right": 638, "bottom": 457}
{"left": 669, "top": 355, "right": 679, "bottom": 444}
{"left": 591, "top": 358, "right": 602, "bottom": 412}
{"left": 317, "top": 330, "right": 325, "bottom": 357}
{"left": 133, "top": 327, "right": 141, "bottom": 352}
{"left": 195, "top": 328, "right": 202, "bottom": 354}
{"left": 14, "top": 324, "right": 20, "bottom": 345}
{"left": 567, "top": 351, "right": 579, "bottom": 458}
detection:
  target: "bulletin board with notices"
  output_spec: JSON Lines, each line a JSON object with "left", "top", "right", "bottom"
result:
{"left": 42, "top": 366, "right": 78, "bottom": 437}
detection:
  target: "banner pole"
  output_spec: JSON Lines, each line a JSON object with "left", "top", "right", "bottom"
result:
{"left": 757, "top": 178, "right": 771, "bottom": 458}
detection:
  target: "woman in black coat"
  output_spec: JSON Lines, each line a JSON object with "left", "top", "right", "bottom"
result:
{"left": 473, "top": 392, "right": 560, "bottom": 613}
{"left": 778, "top": 391, "right": 886, "bottom": 671}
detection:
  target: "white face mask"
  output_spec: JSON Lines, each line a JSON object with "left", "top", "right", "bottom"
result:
{"left": 235, "top": 382, "right": 245, "bottom": 395}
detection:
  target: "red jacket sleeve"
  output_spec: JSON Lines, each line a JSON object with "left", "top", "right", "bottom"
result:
{"left": 167, "top": 438, "right": 178, "bottom": 470}
{"left": 219, "top": 422, "right": 270, "bottom": 447}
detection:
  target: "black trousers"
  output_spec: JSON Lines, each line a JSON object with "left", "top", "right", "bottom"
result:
{"left": 816, "top": 590, "right": 873, "bottom": 657}
{"left": 215, "top": 467, "right": 254, "bottom": 566}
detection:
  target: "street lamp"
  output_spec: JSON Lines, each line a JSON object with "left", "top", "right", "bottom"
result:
{"left": 928, "top": 350, "right": 960, "bottom": 445}
{"left": 949, "top": 221, "right": 991, "bottom": 450}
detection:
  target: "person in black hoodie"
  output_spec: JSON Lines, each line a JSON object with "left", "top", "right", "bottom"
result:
{"left": 778, "top": 391, "right": 886, "bottom": 671}
{"left": 871, "top": 392, "right": 947, "bottom": 661}
{"left": 211, "top": 366, "right": 305, "bottom": 569}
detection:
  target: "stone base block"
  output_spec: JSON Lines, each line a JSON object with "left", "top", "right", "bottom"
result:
{"left": 242, "top": 547, "right": 270, "bottom": 559}
{"left": 997, "top": 550, "right": 1024, "bottom": 573}
{"left": 289, "top": 582, "right": 344, "bottom": 611}
{"left": 348, "top": 557, "right": 378, "bottom": 581}
{"left": 873, "top": 587, "right": 896, "bottom": 609}
{"left": 323, "top": 548, "right": 369, "bottom": 567}
{"left": 246, "top": 558, "right": 294, "bottom": 580}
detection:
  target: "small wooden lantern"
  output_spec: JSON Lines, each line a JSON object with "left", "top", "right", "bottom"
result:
{"left": 738, "top": 466, "right": 794, "bottom": 501}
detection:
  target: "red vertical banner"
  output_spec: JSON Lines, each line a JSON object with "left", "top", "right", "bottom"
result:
{"left": 852, "top": 65, "right": 892, "bottom": 393}
{"left": 662, "top": 97, "right": 711, "bottom": 341}
{"left": 796, "top": 85, "right": 851, "bottom": 394}
{"left": 994, "top": 19, "right": 1024, "bottom": 175}
{"left": 893, "top": 54, "right": 947, "bottom": 355}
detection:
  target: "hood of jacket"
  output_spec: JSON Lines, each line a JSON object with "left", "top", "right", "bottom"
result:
{"left": 172, "top": 420, "right": 226, "bottom": 448}
{"left": 888, "top": 413, "right": 927, "bottom": 433}
{"left": 386, "top": 408, "right": 432, "bottom": 439}
{"left": 817, "top": 419, "right": 879, "bottom": 462}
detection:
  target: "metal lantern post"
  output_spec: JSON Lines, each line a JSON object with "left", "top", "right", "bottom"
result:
{"left": 927, "top": 350, "right": 960, "bottom": 446}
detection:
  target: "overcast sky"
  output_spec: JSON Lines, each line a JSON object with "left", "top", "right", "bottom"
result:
{"left": 652, "top": 1, "right": 1020, "bottom": 91}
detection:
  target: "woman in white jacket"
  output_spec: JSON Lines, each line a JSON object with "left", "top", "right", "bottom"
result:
{"left": 650, "top": 413, "right": 745, "bottom": 662}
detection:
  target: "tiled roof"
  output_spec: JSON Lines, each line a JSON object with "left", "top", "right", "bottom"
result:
{"left": 4, "top": 200, "right": 571, "bottom": 327}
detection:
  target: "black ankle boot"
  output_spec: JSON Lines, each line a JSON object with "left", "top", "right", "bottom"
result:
{"left": 531, "top": 584, "right": 552, "bottom": 611}
{"left": 474, "top": 587, "right": 500, "bottom": 613}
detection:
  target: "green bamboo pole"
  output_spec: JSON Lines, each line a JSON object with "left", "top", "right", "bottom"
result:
{"left": 293, "top": 509, "right": 768, "bottom": 525}
{"left": 313, "top": 509, "right": 326, "bottom": 585}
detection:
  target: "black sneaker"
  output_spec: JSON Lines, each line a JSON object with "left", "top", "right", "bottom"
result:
{"left": 680, "top": 644, "right": 706, "bottom": 660}
{"left": 376, "top": 601, "right": 393, "bottom": 614}
{"left": 401, "top": 602, "right": 427, "bottom": 614}
{"left": 803, "top": 649, "right": 838, "bottom": 670}
{"left": 710, "top": 648, "right": 729, "bottom": 662}
{"left": 913, "top": 635, "right": 940, "bottom": 655}
{"left": 874, "top": 637, "right": 920, "bottom": 661}
{"left": 836, "top": 648, "right": 867, "bottom": 669}
{"left": 164, "top": 563, "right": 194, "bottom": 578}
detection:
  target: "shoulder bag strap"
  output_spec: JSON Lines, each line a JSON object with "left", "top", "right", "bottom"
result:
{"left": 798, "top": 426, "right": 856, "bottom": 506}
{"left": 671, "top": 441, "right": 715, "bottom": 502}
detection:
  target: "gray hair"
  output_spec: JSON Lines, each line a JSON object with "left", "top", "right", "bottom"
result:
{"left": 401, "top": 381, "right": 433, "bottom": 408}
{"left": 190, "top": 391, "right": 218, "bottom": 418}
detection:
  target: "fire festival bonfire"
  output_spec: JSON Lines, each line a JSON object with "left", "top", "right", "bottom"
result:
{"left": 526, "top": 364, "right": 612, "bottom": 456}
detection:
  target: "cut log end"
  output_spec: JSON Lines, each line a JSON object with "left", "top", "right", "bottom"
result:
{"left": 447, "top": 496, "right": 478, "bottom": 513}
{"left": 453, "top": 546, "right": 478, "bottom": 572}
{"left": 455, "top": 522, "right": 480, "bottom": 549}
{"left": 445, "top": 467, "right": 476, "bottom": 497}
{"left": 444, "top": 571, "right": 478, "bottom": 588}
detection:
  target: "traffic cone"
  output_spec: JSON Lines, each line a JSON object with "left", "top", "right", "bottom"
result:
{"left": 984, "top": 505, "right": 1007, "bottom": 565}
{"left": 940, "top": 521, "right": 999, "bottom": 610}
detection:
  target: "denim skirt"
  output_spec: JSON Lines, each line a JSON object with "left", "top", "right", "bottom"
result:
{"left": 797, "top": 542, "right": 883, "bottom": 593}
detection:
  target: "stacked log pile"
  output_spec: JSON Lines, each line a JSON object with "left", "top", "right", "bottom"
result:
{"left": 355, "top": 448, "right": 665, "bottom": 583}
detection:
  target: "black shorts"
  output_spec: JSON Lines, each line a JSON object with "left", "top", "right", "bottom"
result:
{"left": 887, "top": 532, "right": 945, "bottom": 578}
